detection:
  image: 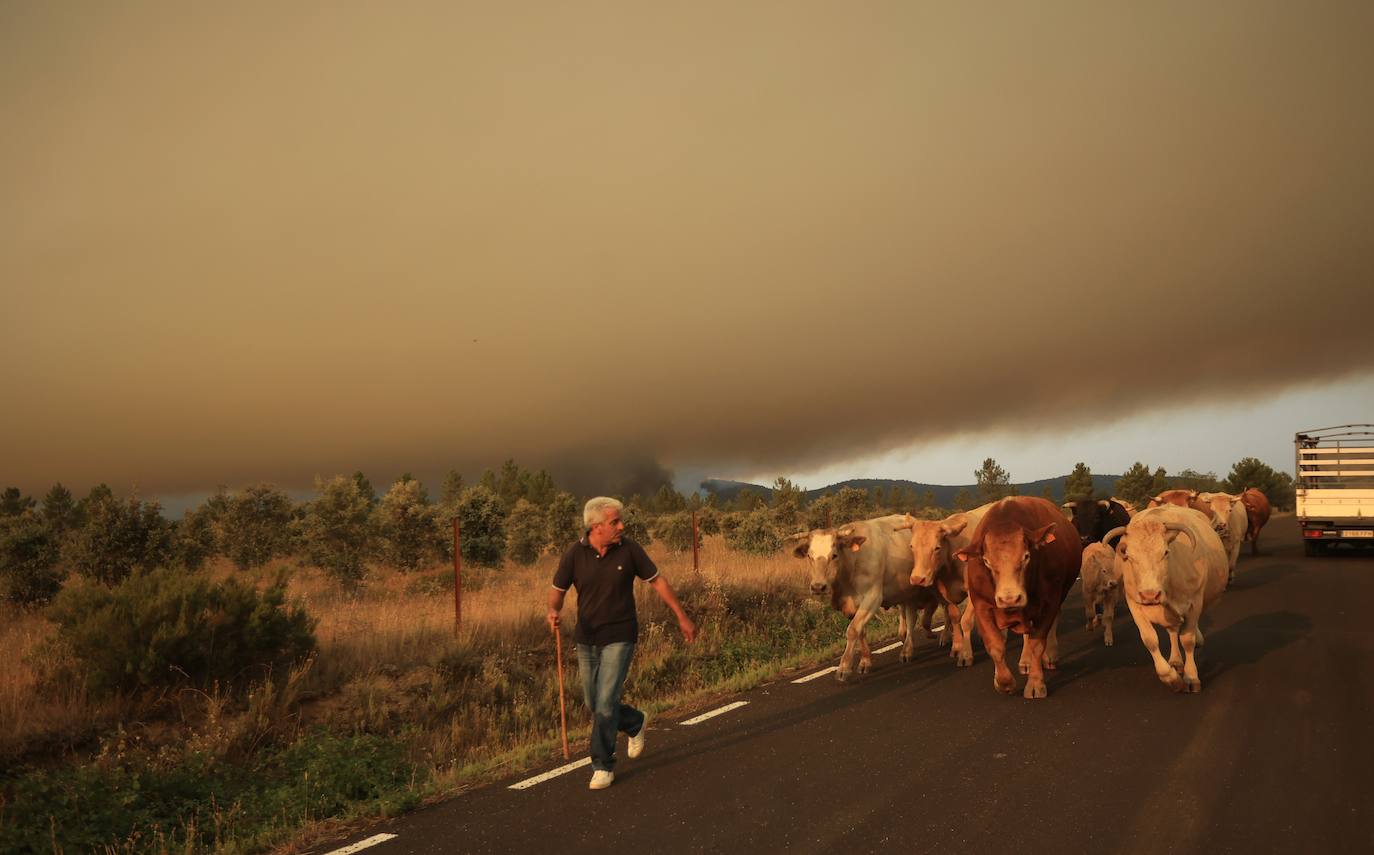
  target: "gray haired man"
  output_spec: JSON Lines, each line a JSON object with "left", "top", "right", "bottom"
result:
{"left": 547, "top": 497, "right": 697, "bottom": 789}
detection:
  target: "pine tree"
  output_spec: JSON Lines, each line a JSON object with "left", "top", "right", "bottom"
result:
{"left": 1, "top": 487, "right": 35, "bottom": 517}
{"left": 1222, "top": 457, "right": 1296, "bottom": 510}
{"left": 953, "top": 487, "right": 976, "bottom": 511}
{"left": 974, "top": 458, "right": 1013, "bottom": 503}
{"left": 440, "top": 470, "right": 465, "bottom": 505}
{"left": 1064, "top": 462, "right": 1094, "bottom": 501}
{"left": 40, "top": 484, "right": 78, "bottom": 534}
{"left": 1113, "top": 462, "right": 1155, "bottom": 507}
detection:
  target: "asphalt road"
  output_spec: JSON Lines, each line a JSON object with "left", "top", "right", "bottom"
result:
{"left": 317, "top": 516, "right": 1373, "bottom": 855}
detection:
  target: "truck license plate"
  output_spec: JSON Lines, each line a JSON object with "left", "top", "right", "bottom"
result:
{"left": 1341, "top": 530, "right": 1373, "bottom": 538}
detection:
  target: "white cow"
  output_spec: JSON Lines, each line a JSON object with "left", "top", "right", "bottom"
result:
{"left": 1104, "top": 505, "right": 1228, "bottom": 693}
{"left": 1079, "top": 542, "right": 1121, "bottom": 646}
{"left": 787, "top": 515, "right": 940, "bottom": 681}
{"left": 1197, "top": 492, "right": 1249, "bottom": 584}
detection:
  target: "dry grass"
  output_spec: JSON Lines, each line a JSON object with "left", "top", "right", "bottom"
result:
{"left": 2, "top": 536, "right": 887, "bottom": 852}
{"left": 0, "top": 535, "right": 818, "bottom": 767}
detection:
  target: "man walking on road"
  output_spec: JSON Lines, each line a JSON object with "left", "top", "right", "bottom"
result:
{"left": 547, "top": 496, "right": 697, "bottom": 790}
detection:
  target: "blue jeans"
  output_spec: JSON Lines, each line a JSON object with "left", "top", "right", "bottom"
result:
{"left": 576, "top": 642, "right": 644, "bottom": 772}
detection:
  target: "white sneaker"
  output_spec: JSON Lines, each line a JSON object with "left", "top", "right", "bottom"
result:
{"left": 627, "top": 718, "right": 648, "bottom": 759}
{"left": 589, "top": 770, "right": 614, "bottom": 790}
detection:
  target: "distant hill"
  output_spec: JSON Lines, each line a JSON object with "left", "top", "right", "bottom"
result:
{"left": 699, "top": 474, "right": 1121, "bottom": 508}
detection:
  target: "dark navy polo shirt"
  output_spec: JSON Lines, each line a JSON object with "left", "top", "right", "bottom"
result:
{"left": 552, "top": 536, "right": 659, "bottom": 645}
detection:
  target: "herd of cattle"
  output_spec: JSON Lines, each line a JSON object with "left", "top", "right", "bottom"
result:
{"left": 784, "top": 488, "right": 1272, "bottom": 698}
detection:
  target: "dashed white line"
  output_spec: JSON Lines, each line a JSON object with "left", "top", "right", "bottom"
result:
{"left": 508, "top": 757, "right": 592, "bottom": 790}
{"left": 680, "top": 701, "right": 749, "bottom": 725}
{"left": 873, "top": 641, "right": 902, "bottom": 654}
{"left": 792, "top": 666, "right": 838, "bottom": 683}
{"left": 323, "top": 833, "right": 398, "bottom": 855}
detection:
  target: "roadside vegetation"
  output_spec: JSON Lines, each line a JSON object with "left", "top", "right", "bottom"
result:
{"left": 0, "top": 456, "right": 1294, "bottom": 853}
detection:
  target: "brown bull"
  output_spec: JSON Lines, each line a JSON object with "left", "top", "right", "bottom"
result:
{"left": 1241, "top": 488, "right": 1272, "bottom": 555}
{"left": 956, "top": 497, "right": 1082, "bottom": 699}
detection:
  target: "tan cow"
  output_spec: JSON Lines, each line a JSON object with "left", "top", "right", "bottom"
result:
{"left": 1104, "top": 505, "right": 1228, "bottom": 693}
{"left": 1080, "top": 542, "right": 1121, "bottom": 646}
{"left": 893, "top": 502, "right": 997, "bottom": 667}
{"left": 1197, "top": 492, "right": 1249, "bottom": 584}
{"left": 786, "top": 515, "right": 941, "bottom": 681}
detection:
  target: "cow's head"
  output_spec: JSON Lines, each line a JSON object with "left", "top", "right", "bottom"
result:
{"left": 897, "top": 513, "right": 966, "bottom": 587}
{"left": 1113, "top": 519, "right": 1196, "bottom": 606}
{"left": 1198, "top": 493, "right": 1243, "bottom": 537}
{"left": 1063, "top": 499, "right": 1105, "bottom": 546}
{"left": 957, "top": 522, "right": 1057, "bottom": 610}
{"left": 789, "top": 528, "right": 865, "bottom": 596}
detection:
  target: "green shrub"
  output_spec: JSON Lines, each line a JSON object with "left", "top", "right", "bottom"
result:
{"left": 654, "top": 511, "right": 700, "bottom": 552}
{"left": 297, "top": 475, "right": 374, "bottom": 585}
{"left": 621, "top": 504, "right": 652, "bottom": 546}
{"left": 46, "top": 567, "right": 316, "bottom": 697}
{"left": 63, "top": 492, "right": 172, "bottom": 586}
{"left": 454, "top": 485, "right": 505, "bottom": 568}
{"left": 0, "top": 511, "right": 64, "bottom": 606}
{"left": 505, "top": 499, "right": 546, "bottom": 565}
{"left": 543, "top": 491, "right": 581, "bottom": 552}
{"left": 374, "top": 478, "right": 440, "bottom": 572}
{"left": 726, "top": 508, "right": 784, "bottom": 555}
{"left": 220, "top": 484, "right": 296, "bottom": 570}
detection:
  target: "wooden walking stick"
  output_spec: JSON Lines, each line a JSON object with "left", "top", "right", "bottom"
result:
{"left": 553, "top": 624, "right": 570, "bottom": 760}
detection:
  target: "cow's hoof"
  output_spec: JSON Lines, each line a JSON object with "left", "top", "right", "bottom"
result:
{"left": 1043, "top": 658, "right": 1058, "bottom": 671}
{"left": 1023, "top": 681, "right": 1047, "bottom": 699}
{"left": 858, "top": 660, "right": 872, "bottom": 674}
{"left": 994, "top": 677, "right": 1016, "bottom": 695}
{"left": 956, "top": 653, "right": 973, "bottom": 668}
{"left": 899, "top": 649, "right": 913, "bottom": 663}
{"left": 1184, "top": 678, "right": 1202, "bottom": 693}
{"left": 1162, "top": 672, "right": 1185, "bottom": 693}
{"left": 1104, "top": 637, "right": 1114, "bottom": 647}
{"left": 835, "top": 669, "right": 853, "bottom": 684}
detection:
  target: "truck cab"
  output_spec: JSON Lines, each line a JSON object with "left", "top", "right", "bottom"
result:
{"left": 1296, "top": 424, "right": 1374, "bottom": 556}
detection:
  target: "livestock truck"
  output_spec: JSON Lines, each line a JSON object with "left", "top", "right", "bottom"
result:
{"left": 1295, "top": 424, "right": 1374, "bottom": 556}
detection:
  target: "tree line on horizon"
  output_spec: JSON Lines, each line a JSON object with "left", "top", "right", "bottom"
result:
{"left": 1, "top": 454, "right": 1294, "bottom": 608}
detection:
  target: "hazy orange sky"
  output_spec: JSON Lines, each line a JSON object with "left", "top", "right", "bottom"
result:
{"left": 4, "top": 2, "right": 1373, "bottom": 501}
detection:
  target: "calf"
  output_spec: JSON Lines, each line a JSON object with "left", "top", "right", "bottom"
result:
{"left": 956, "top": 497, "right": 1082, "bottom": 699}
{"left": 1079, "top": 542, "right": 1121, "bottom": 646}
{"left": 893, "top": 502, "right": 996, "bottom": 667}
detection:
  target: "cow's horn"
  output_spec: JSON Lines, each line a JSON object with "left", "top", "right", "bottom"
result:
{"left": 1102, "top": 526, "right": 1127, "bottom": 546}
{"left": 1162, "top": 521, "right": 1197, "bottom": 550}
{"left": 783, "top": 530, "right": 810, "bottom": 543}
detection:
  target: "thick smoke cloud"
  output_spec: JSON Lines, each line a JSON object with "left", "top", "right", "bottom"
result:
{"left": 4, "top": 3, "right": 1373, "bottom": 497}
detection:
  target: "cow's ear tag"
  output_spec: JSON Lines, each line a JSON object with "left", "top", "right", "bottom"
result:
{"left": 1042, "top": 532, "right": 1056, "bottom": 545}
{"left": 849, "top": 542, "right": 862, "bottom": 553}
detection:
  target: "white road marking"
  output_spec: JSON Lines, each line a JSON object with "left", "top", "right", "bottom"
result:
{"left": 680, "top": 701, "right": 749, "bottom": 725}
{"left": 323, "top": 834, "right": 398, "bottom": 855}
{"left": 792, "top": 629, "right": 947, "bottom": 683}
{"left": 792, "top": 666, "right": 838, "bottom": 683}
{"left": 508, "top": 757, "right": 592, "bottom": 790}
